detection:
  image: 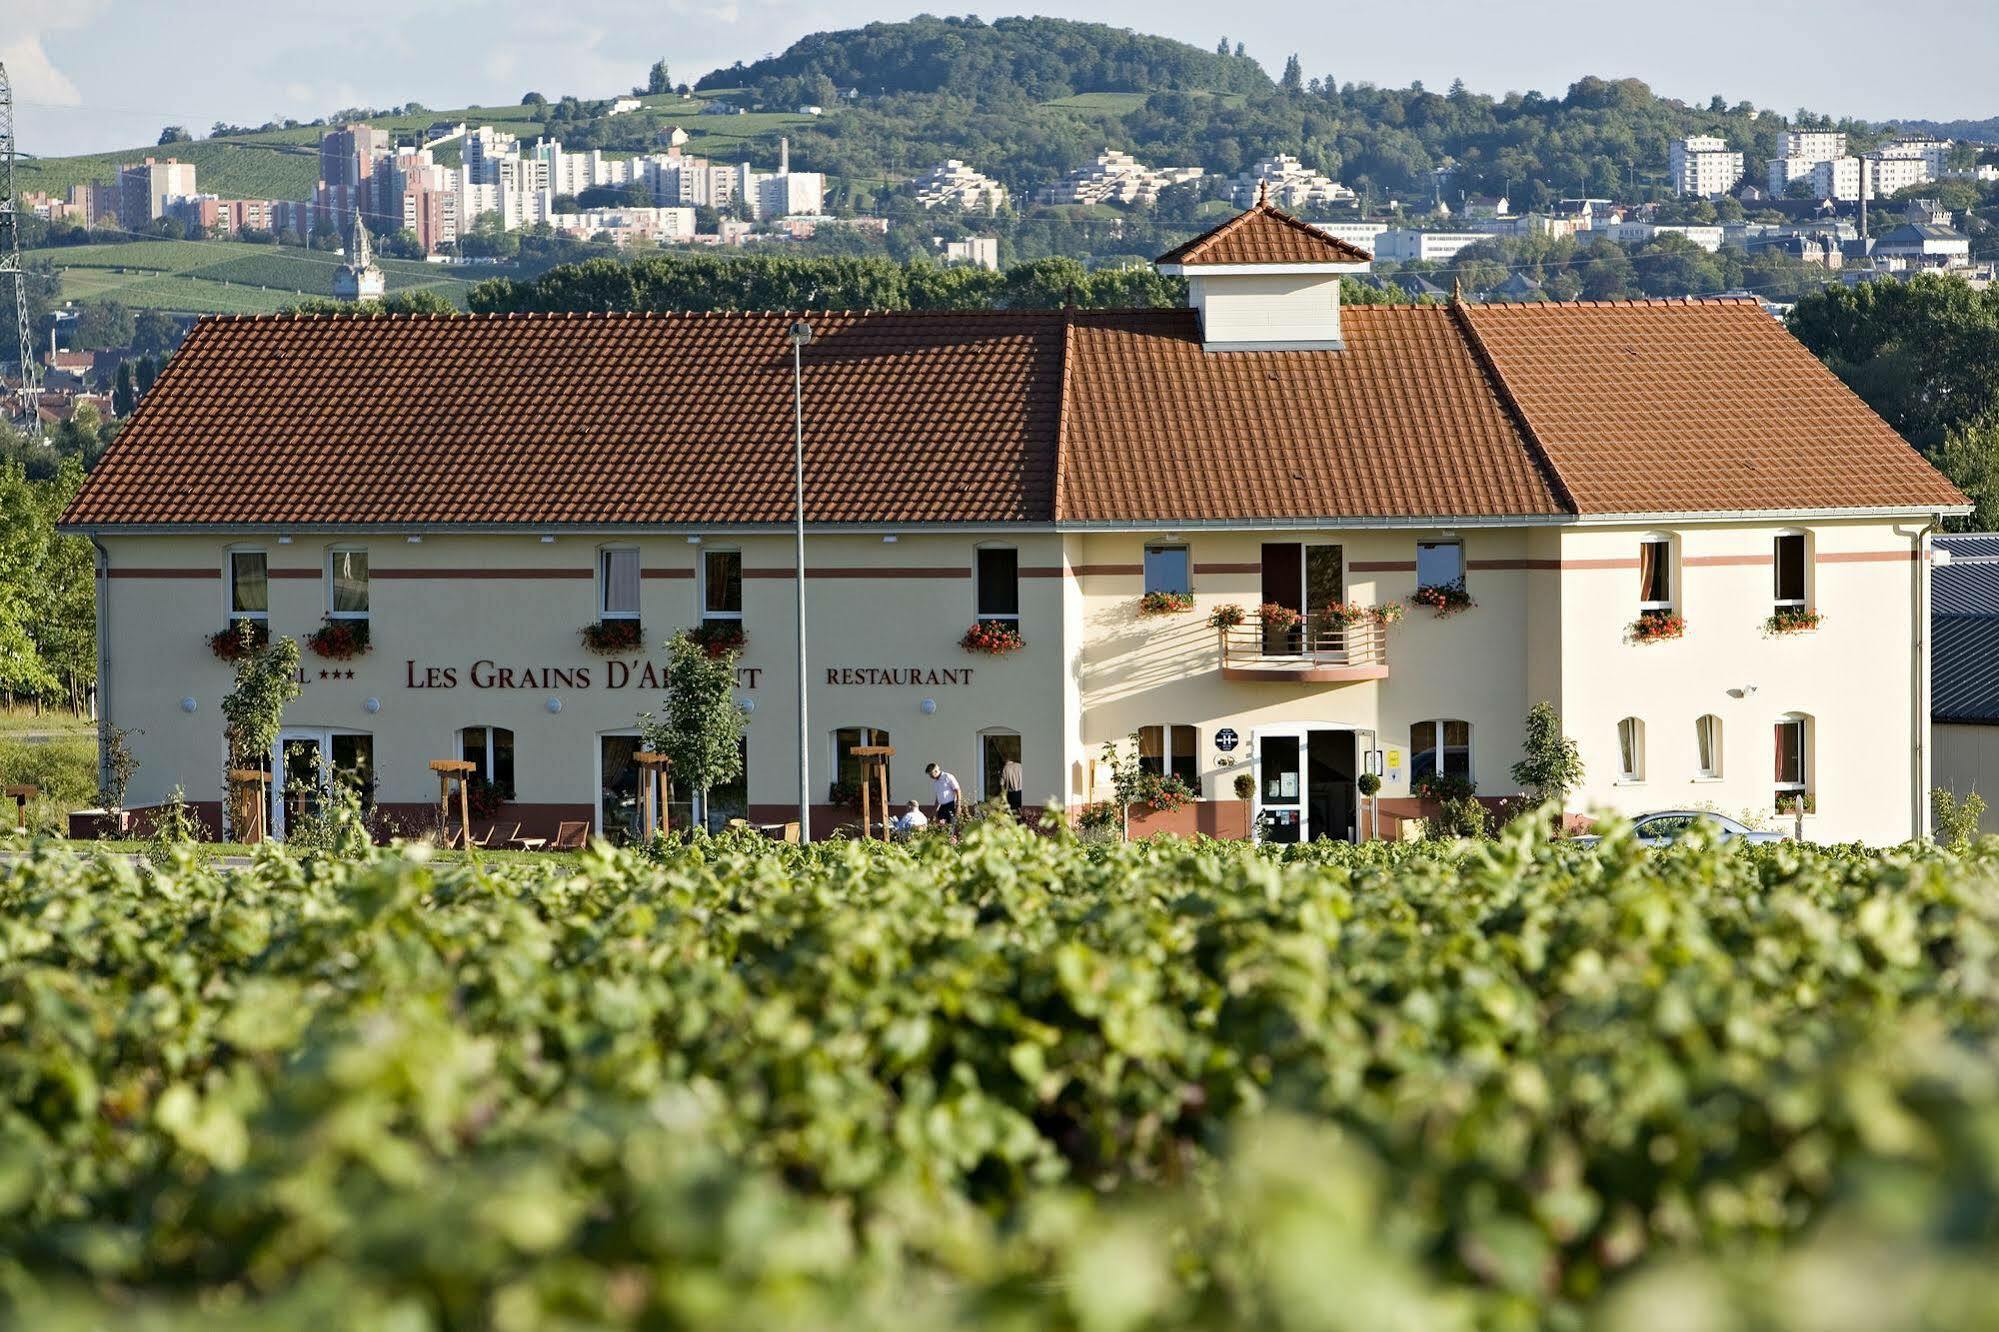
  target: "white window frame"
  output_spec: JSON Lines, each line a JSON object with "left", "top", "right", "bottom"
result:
{"left": 1773, "top": 530, "right": 1810, "bottom": 611}
{"left": 978, "top": 727, "right": 1024, "bottom": 803}
{"left": 325, "top": 545, "right": 370, "bottom": 620}
{"left": 1135, "top": 723, "right": 1199, "bottom": 788}
{"left": 1695, "top": 713, "right": 1723, "bottom": 779}
{"left": 1416, "top": 538, "right": 1466, "bottom": 591}
{"left": 459, "top": 725, "right": 515, "bottom": 794}
{"left": 975, "top": 545, "right": 1020, "bottom": 626}
{"left": 1616, "top": 716, "right": 1646, "bottom": 783}
{"left": 700, "top": 547, "right": 743, "bottom": 624}
{"left": 1142, "top": 543, "right": 1191, "bottom": 597}
{"left": 832, "top": 725, "right": 893, "bottom": 796}
{"left": 226, "top": 547, "right": 269, "bottom": 624}
{"left": 1409, "top": 718, "right": 1473, "bottom": 785}
{"left": 598, "top": 545, "right": 641, "bottom": 621}
{"left": 1638, "top": 535, "right": 1676, "bottom": 612}
{"left": 1775, "top": 714, "right": 1811, "bottom": 808}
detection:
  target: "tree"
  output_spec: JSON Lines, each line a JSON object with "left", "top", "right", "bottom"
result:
{"left": 136, "top": 356, "right": 159, "bottom": 397}
{"left": 521, "top": 91, "right": 547, "bottom": 107}
{"left": 1933, "top": 786, "right": 1987, "bottom": 848}
{"left": 112, "top": 363, "right": 136, "bottom": 418}
{"left": 74, "top": 301, "right": 136, "bottom": 352}
{"left": 131, "top": 309, "right": 181, "bottom": 360}
{"left": 637, "top": 633, "right": 747, "bottom": 833}
{"left": 1936, "top": 414, "right": 1999, "bottom": 531}
{"left": 219, "top": 632, "right": 302, "bottom": 838}
{"left": 1511, "top": 702, "right": 1584, "bottom": 812}
{"left": 645, "top": 59, "right": 672, "bottom": 95}
{"left": 157, "top": 125, "right": 192, "bottom": 145}
{"left": 1280, "top": 55, "right": 1304, "bottom": 94}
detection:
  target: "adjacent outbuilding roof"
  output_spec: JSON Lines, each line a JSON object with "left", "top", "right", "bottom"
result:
{"left": 62, "top": 275, "right": 1964, "bottom": 531}
{"left": 1153, "top": 201, "right": 1373, "bottom": 268}
{"left": 1932, "top": 536, "right": 1999, "bottom": 724}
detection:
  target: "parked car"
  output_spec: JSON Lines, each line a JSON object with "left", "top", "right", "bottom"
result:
{"left": 1571, "top": 810, "right": 1787, "bottom": 847}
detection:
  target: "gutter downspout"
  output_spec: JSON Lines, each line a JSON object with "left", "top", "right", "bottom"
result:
{"left": 1897, "top": 517, "right": 1941, "bottom": 841}
{"left": 91, "top": 538, "right": 112, "bottom": 797}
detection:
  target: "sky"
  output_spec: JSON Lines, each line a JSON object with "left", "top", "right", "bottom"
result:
{"left": 6, "top": 0, "right": 1997, "bottom": 159}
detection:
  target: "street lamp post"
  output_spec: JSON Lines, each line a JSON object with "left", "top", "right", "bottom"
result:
{"left": 788, "top": 320, "right": 813, "bottom": 843}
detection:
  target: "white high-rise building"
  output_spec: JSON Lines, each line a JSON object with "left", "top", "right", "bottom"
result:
{"left": 1773, "top": 130, "right": 1847, "bottom": 162}
{"left": 1669, "top": 136, "right": 1743, "bottom": 197}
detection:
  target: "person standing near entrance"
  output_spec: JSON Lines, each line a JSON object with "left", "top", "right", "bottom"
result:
{"left": 1000, "top": 757, "right": 1024, "bottom": 815}
{"left": 925, "top": 762, "right": 962, "bottom": 825}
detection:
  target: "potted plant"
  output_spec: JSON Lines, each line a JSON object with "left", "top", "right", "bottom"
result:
{"left": 1628, "top": 610, "right": 1687, "bottom": 643}
{"left": 580, "top": 619, "right": 644, "bottom": 654}
{"left": 1233, "top": 771, "right": 1255, "bottom": 830}
{"left": 1411, "top": 771, "right": 1475, "bottom": 804}
{"left": 1412, "top": 582, "right": 1475, "bottom": 617}
{"left": 687, "top": 620, "right": 746, "bottom": 657}
{"left": 1322, "top": 600, "right": 1370, "bottom": 627}
{"left": 1370, "top": 601, "right": 1406, "bottom": 626}
{"left": 1358, "top": 772, "right": 1382, "bottom": 799}
{"left": 305, "top": 617, "right": 371, "bottom": 660}
{"left": 1765, "top": 606, "right": 1826, "bottom": 635}
{"left": 1138, "top": 590, "right": 1195, "bottom": 616}
{"left": 1207, "top": 603, "right": 1247, "bottom": 631}
{"left": 208, "top": 621, "right": 269, "bottom": 662}
{"left": 1255, "top": 602, "right": 1302, "bottom": 631}
{"left": 960, "top": 621, "right": 1025, "bottom": 655}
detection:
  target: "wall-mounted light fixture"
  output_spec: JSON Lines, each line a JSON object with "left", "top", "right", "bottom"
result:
{"left": 405, "top": 535, "right": 423, "bottom": 544}
{"left": 741, "top": 698, "right": 757, "bottom": 715}
{"left": 179, "top": 697, "right": 198, "bottom": 714}
{"left": 882, "top": 534, "right": 898, "bottom": 544}
{"left": 364, "top": 697, "right": 382, "bottom": 714}
{"left": 539, "top": 535, "right": 556, "bottom": 544}
{"left": 686, "top": 535, "right": 703, "bottom": 544}
{"left": 920, "top": 698, "right": 937, "bottom": 715}
{"left": 277, "top": 535, "right": 293, "bottom": 545}
{"left": 546, "top": 697, "right": 563, "bottom": 714}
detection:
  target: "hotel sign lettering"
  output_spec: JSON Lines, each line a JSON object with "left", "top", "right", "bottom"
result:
{"left": 404, "top": 659, "right": 763, "bottom": 690}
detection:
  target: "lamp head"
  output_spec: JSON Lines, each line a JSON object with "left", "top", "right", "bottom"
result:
{"left": 787, "top": 320, "right": 814, "bottom": 348}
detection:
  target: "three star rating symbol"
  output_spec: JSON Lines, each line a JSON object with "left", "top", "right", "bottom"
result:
{"left": 316, "top": 669, "right": 357, "bottom": 680}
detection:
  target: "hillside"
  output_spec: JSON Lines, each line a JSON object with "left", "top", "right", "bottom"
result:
{"left": 24, "top": 239, "right": 482, "bottom": 315}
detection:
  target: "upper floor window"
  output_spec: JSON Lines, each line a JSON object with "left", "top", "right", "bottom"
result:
{"left": 1774, "top": 533, "right": 1809, "bottom": 609}
{"left": 1143, "top": 544, "right": 1190, "bottom": 597}
{"left": 1410, "top": 719, "right": 1471, "bottom": 783}
{"left": 327, "top": 547, "right": 369, "bottom": 619}
{"left": 1695, "top": 713, "right": 1723, "bottom": 779}
{"left": 228, "top": 550, "right": 268, "bottom": 624}
{"left": 1639, "top": 537, "right": 1674, "bottom": 610}
{"left": 1617, "top": 717, "right": 1646, "bottom": 782}
{"left": 1417, "top": 539, "right": 1465, "bottom": 590}
{"left": 976, "top": 547, "right": 1019, "bottom": 626}
{"left": 600, "top": 547, "right": 640, "bottom": 620}
{"left": 1136, "top": 723, "right": 1198, "bottom": 787}
{"left": 702, "top": 549, "right": 742, "bottom": 624}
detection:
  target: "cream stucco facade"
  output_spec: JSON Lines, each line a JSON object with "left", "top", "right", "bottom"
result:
{"left": 91, "top": 513, "right": 1935, "bottom": 846}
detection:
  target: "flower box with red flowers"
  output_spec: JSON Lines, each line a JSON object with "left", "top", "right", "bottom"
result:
{"left": 1629, "top": 610, "right": 1687, "bottom": 643}
{"left": 1137, "top": 590, "right": 1195, "bottom": 616}
{"left": 580, "top": 619, "right": 644, "bottom": 654}
{"left": 960, "top": 621, "right": 1025, "bottom": 655}
{"left": 1207, "top": 603, "right": 1247, "bottom": 631}
{"left": 1412, "top": 582, "right": 1475, "bottom": 617}
{"left": 467, "top": 774, "right": 512, "bottom": 820}
{"left": 306, "top": 618, "right": 371, "bottom": 660}
{"left": 686, "top": 621, "right": 746, "bottom": 657}
{"left": 208, "top": 621, "right": 269, "bottom": 662}
{"left": 1322, "top": 600, "right": 1372, "bottom": 627}
{"left": 1255, "top": 602, "right": 1302, "bottom": 631}
{"left": 1765, "top": 606, "right": 1826, "bottom": 635}
{"left": 1370, "top": 600, "right": 1406, "bottom": 626}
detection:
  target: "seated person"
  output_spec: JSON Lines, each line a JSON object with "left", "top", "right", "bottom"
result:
{"left": 893, "top": 800, "right": 928, "bottom": 835}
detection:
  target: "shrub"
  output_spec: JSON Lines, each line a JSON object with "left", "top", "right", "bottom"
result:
{"left": 1934, "top": 786, "right": 1987, "bottom": 849}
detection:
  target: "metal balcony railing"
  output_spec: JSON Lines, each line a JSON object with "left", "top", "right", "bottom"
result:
{"left": 1219, "top": 615, "right": 1390, "bottom": 681}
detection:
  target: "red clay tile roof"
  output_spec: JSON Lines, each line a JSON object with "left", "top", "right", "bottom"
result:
{"left": 1154, "top": 202, "right": 1373, "bottom": 267}
{"left": 62, "top": 297, "right": 1966, "bottom": 531}
{"left": 62, "top": 311, "right": 1064, "bottom": 528}
{"left": 1057, "top": 306, "right": 1567, "bottom": 522}
{"left": 1457, "top": 298, "right": 1968, "bottom": 515}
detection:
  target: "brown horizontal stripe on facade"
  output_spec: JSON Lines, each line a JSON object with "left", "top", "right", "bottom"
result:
{"left": 1818, "top": 550, "right": 1919, "bottom": 563}
{"left": 1191, "top": 562, "right": 1262, "bottom": 574}
{"left": 1560, "top": 558, "right": 1642, "bottom": 570}
{"left": 108, "top": 567, "right": 220, "bottom": 579}
{"left": 1467, "top": 558, "right": 1561, "bottom": 571}
{"left": 268, "top": 568, "right": 321, "bottom": 579}
{"left": 371, "top": 568, "right": 593, "bottom": 580}
{"left": 642, "top": 568, "right": 694, "bottom": 579}
{"left": 1071, "top": 564, "right": 1144, "bottom": 577}
{"left": 742, "top": 566, "right": 971, "bottom": 580}
{"left": 1684, "top": 554, "right": 1773, "bottom": 568}
{"left": 1349, "top": 560, "right": 1417, "bottom": 573}
{"left": 1019, "top": 566, "right": 1066, "bottom": 578}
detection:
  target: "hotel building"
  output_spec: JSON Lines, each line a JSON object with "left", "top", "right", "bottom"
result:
{"left": 60, "top": 202, "right": 1965, "bottom": 844}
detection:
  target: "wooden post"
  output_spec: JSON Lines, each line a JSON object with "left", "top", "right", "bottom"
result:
{"left": 427, "top": 759, "right": 477, "bottom": 843}
{"left": 226, "top": 768, "right": 268, "bottom": 844}
{"left": 5, "top": 785, "right": 37, "bottom": 831}
{"left": 634, "top": 753, "right": 671, "bottom": 838}
{"left": 852, "top": 745, "right": 895, "bottom": 838}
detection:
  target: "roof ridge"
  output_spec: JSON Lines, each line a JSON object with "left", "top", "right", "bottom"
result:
{"left": 1052, "top": 308, "right": 1075, "bottom": 522}
{"left": 1154, "top": 200, "right": 1372, "bottom": 267}
{"left": 1449, "top": 301, "right": 1580, "bottom": 517}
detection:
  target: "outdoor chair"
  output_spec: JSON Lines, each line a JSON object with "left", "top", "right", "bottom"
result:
{"left": 550, "top": 820, "right": 588, "bottom": 850}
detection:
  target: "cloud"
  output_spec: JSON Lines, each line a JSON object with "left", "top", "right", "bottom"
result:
{"left": 0, "top": 0, "right": 106, "bottom": 109}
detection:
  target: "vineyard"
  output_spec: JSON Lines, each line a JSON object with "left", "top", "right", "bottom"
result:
{"left": 25, "top": 239, "right": 480, "bottom": 314}
{"left": 3, "top": 822, "right": 1998, "bottom": 1328}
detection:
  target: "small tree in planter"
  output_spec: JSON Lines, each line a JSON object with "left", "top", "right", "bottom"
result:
{"left": 1357, "top": 770, "right": 1382, "bottom": 840}
{"left": 96, "top": 724, "right": 142, "bottom": 827}
{"left": 1098, "top": 732, "right": 1196, "bottom": 840}
{"left": 219, "top": 633, "right": 302, "bottom": 843}
{"left": 638, "top": 632, "right": 746, "bottom": 835}
{"left": 1510, "top": 701, "right": 1585, "bottom": 830}
{"left": 1233, "top": 770, "right": 1255, "bottom": 835}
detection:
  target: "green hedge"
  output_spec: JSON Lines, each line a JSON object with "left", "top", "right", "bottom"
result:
{"left": 2, "top": 824, "right": 1997, "bottom": 1328}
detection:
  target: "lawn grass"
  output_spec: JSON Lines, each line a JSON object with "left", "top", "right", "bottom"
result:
{"left": 0, "top": 709, "right": 94, "bottom": 736}
{"left": 0, "top": 733, "right": 98, "bottom": 836}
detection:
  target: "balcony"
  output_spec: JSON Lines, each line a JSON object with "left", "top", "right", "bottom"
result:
{"left": 1219, "top": 616, "right": 1390, "bottom": 683}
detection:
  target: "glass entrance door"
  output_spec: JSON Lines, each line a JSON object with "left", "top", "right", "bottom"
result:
{"left": 276, "top": 732, "right": 324, "bottom": 839}
{"left": 1257, "top": 732, "right": 1304, "bottom": 843}
{"left": 1256, "top": 727, "right": 1359, "bottom": 844}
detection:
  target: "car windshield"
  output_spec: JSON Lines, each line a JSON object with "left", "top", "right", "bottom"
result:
{"left": 1637, "top": 814, "right": 1703, "bottom": 839}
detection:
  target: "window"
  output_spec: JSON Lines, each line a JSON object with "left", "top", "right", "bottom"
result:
{"left": 460, "top": 726, "right": 516, "bottom": 798}
{"left": 1695, "top": 714, "right": 1723, "bottom": 778}
{"left": 1617, "top": 717, "right": 1646, "bottom": 782}
{"left": 599, "top": 732, "right": 642, "bottom": 841}
{"left": 228, "top": 550, "right": 268, "bottom": 624}
{"left": 600, "top": 547, "right": 640, "bottom": 619}
{"left": 976, "top": 547, "right": 1019, "bottom": 626}
{"left": 1416, "top": 539, "right": 1464, "bottom": 590}
{"left": 834, "top": 726, "right": 891, "bottom": 794}
{"left": 1775, "top": 715, "right": 1811, "bottom": 810}
{"left": 1143, "top": 544, "right": 1190, "bottom": 597}
{"left": 1774, "top": 533, "right": 1808, "bottom": 609}
{"left": 1409, "top": 720, "right": 1471, "bottom": 782}
{"left": 703, "top": 738, "right": 748, "bottom": 832}
{"left": 1638, "top": 537, "right": 1674, "bottom": 610}
{"left": 327, "top": 547, "right": 369, "bottom": 618}
{"left": 702, "top": 549, "right": 742, "bottom": 625}
{"left": 1136, "top": 724, "right": 1198, "bottom": 787}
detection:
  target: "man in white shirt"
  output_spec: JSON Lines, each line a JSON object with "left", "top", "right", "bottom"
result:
{"left": 925, "top": 762, "right": 962, "bottom": 825}
{"left": 893, "top": 800, "right": 928, "bottom": 835}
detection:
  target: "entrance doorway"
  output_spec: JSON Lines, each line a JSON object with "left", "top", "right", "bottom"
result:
{"left": 1253, "top": 725, "right": 1357, "bottom": 843}
{"left": 272, "top": 728, "right": 373, "bottom": 838}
